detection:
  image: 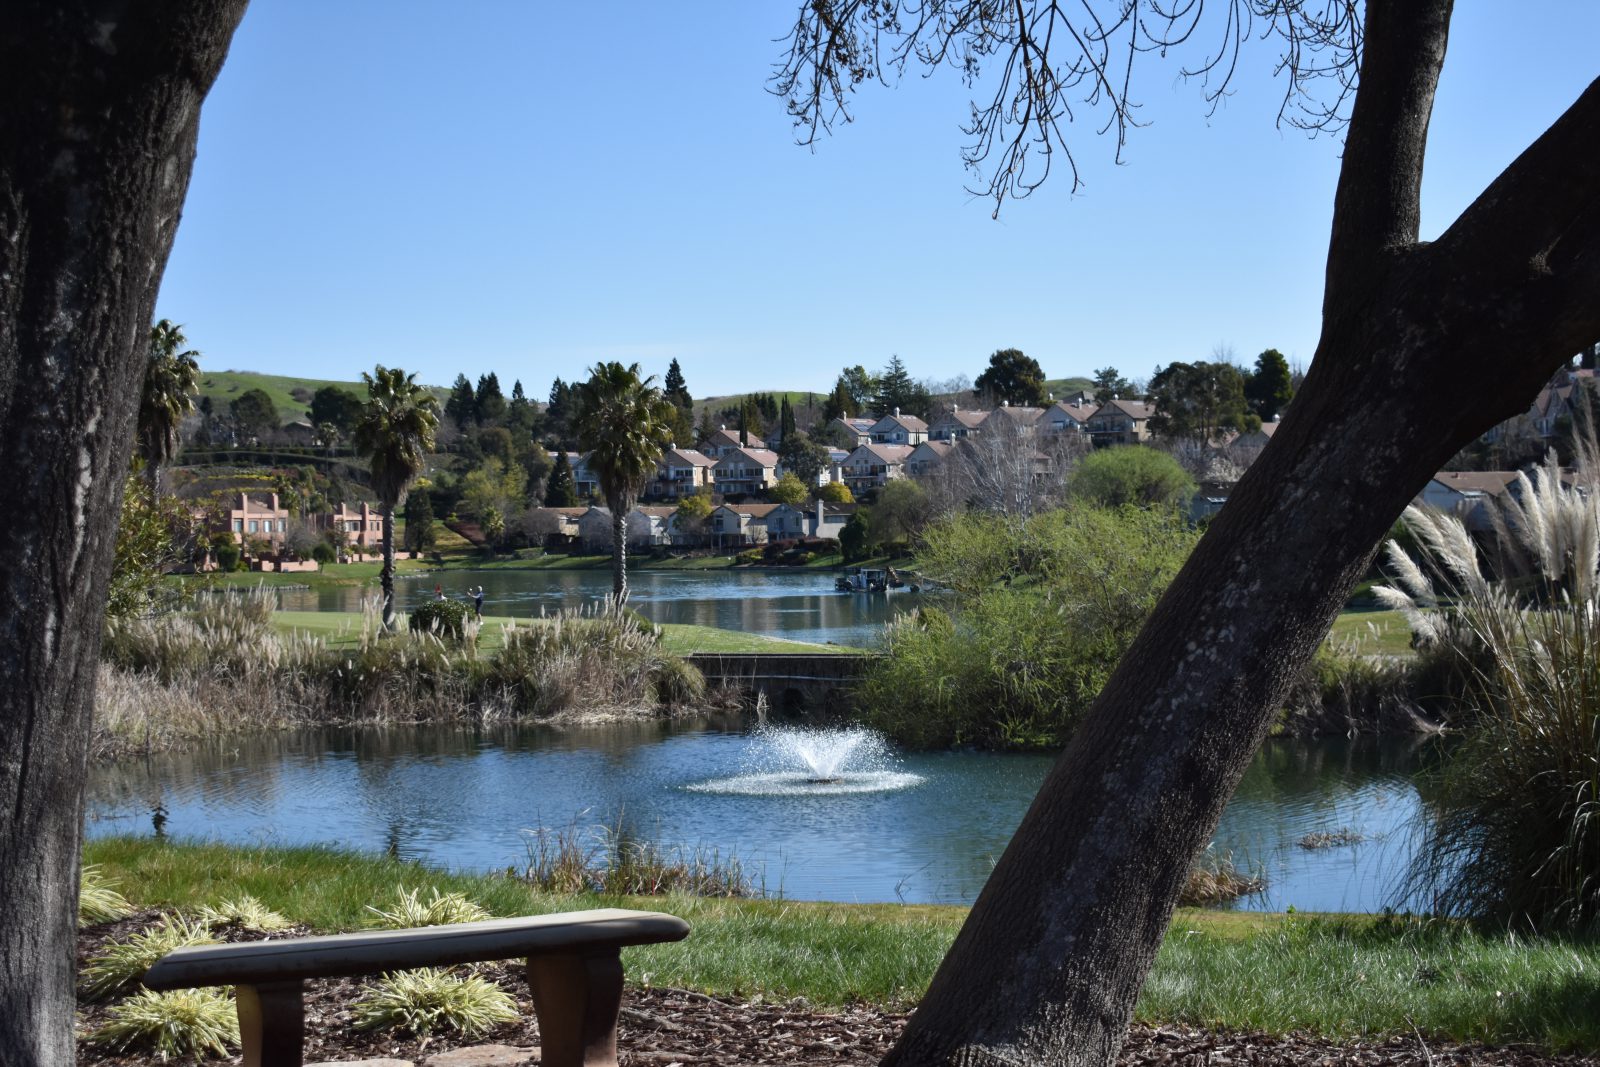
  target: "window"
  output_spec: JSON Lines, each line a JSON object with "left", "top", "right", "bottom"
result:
{"left": 233, "top": 519, "right": 243, "bottom": 532}
{"left": 248, "top": 520, "right": 259, "bottom": 533}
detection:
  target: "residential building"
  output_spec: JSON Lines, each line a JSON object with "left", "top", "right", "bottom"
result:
{"left": 869, "top": 409, "right": 929, "bottom": 446}
{"left": 698, "top": 426, "right": 765, "bottom": 460}
{"left": 1046, "top": 399, "right": 1099, "bottom": 436}
{"left": 1086, "top": 399, "right": 1154, "bottom": 446}
{"left": 822, "top": 417, "right": 876, "bottom": 450}
{"left": 1416, "top": 471, "right": 1521, "bottom": 532}
{"left": 712, "top": 447, "right": 779, "bottom": 496}
{"left": 929, "top": 406, "right": 987, "bottom": 442}
{"left": 565, "top": 452, "right": 600, "bottom": 499}
{"left": 577, "top": 506, "right": 615, "bottom": 551}
{"left": 979, "top": 403, "right": 1046, "bottom": 436}
{"left": 321, "top": 501, "right": 382, "bottom": 551}
{"left": 520, "top": 506, "right": 587, "bottom": 546}
{"left": 649, "top": 447, "right": 716, "bottom": 500}
{"left": 709, "top": 503, "right": 779, "bottom": 548}
{"left": 841, "top": 443, "right": 914, "bottom": 493}
{"left": 906, "top": 440, "right": 953, "bottom": 477}
{"left": 1232, "top": 420, "right": 1280, "bottom": 451}
{"left": 763, "top": 499, "right": 857, "bottom": 541}
{"left": 218, "top": 492, "right": 290, "bottom": 546}
{"left": 626, "top": 506, "right": 678, "bottom": 548}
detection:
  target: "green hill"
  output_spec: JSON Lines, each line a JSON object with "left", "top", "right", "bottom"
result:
{"left": 1044, "top": 376, "right": 1095, "bottom": 399}
{"left": 196, "top": 369, "right": 449, "bottom": 424}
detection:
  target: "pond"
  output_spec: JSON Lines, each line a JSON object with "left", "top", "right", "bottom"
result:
{"left": 86, "top": 722, "right": 1429, "bottom": 912}
{"left": 274, "top": 569, "right": 917, "bottom": 648}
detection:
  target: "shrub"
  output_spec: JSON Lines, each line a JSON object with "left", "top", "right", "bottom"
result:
{"left": 197, "top": 894, "right": 292, "bottom": 932}
{"left": 82, "top": 915, "right": 219, "bottom": 999}
{"left": 88, "top": 988, "right": 240, "bottom": 1059}
{"left": 311, "top": 541, "right": 336, "bottom": 564}
{"left": 366, "top": 886, "right": 490, "bottom": 929}
{"left": 408, "top": 599, "right": 474, "bottom": 644}
{"left": 80, "top": 865, "right": 135, "bottom": 927}
{"left": 351, "top": 968, "right": 519, "bottom": 1038}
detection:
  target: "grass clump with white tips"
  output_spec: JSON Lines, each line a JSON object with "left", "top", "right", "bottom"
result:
{"left": 81, "top": 915, "right": 220, "bottom": 999}
{"left": 351, "top": 968, "right": 519, "bottom": 1038}
{"left": 80, "top": 864, "right": 135, "bottom": 927}
{"left": 365, "top": 886, "right": 491, "bottom": 929}
{"left": 197, "top": 894, "right": 292, "bottom": 932}
{"left": 87, "top": 987, "right": 240, "bottom": 1059}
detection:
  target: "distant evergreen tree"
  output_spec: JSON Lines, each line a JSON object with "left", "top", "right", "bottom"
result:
{"left": 475, "top": 372, "right": 507, "bottom": 424}
{"left": 309, "top": 386, "right": 365, "bottom": 433}
{"left": 545, "top": 449, "right": 578, "bottom": 506}
{"left": 403, "top": 486, "right": 435, "bottom": 553}
{"left": 755, "top": 393, "right": 779, "bottom": 424}
{"left": 873, "top": 355, "right": 930, "bottom": 418}
{"left": 840, "top": 366, "right": 878, "bottom": 411}
{"left": 974, "top": 348, "right": 1049, "bottom": 407}
{"left": 546, "top": 378, "right": 572, "bottom": 443}
{"left": 780, "top": 396, "right": 797, "bottom": 440}
{"left": 506, "top": 378, "right": 536, "bottom": 437}
{"left": 822, "top": 379, "right": 856, "bottom": 422}
{"left": 445, "top": 373, "right": 477, "bottom": 428}
{"left": 664, "top": 358, "right": 692, "bottom": 409}
{"left": 1244, "top": 348, "right": 1294, "bottom": 421}
{"left": 1091, "top": 366, "right": 1132, "bottom": 399}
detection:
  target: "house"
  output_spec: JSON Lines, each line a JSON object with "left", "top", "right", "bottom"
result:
{"left": 1416, "top": 471, "right": 1522, "bottom": 531}
{"left": 1190, "top": 480, "right": 1234, "bottom": 522}
{"left": 869, "top": 409, "right": 929, "bottom": 446}
{"left": 1045, "top": 399, "right": 1099, "bottom": 436}
{"left": 520, "top": 506, "right": 587, "bottom": 546}
{"left": 320, "top": 501, "right": 382, "bottom": 551}
{"left": 929, "top": 406, "right": 988, "bottom": 442}
{"left": 649, "top": 447, "right": 716, "bottom": 500}
{"left": 841, "top": 443, "right": 914, "bottom": 493}
{"left": 1527, "top": 367, "right": 1597, "bottom": 438}
{"left": 281, "top": 419, "right": 318, "bottom": 445}
{"left": 1086, "top": 399, "right": 1154, "bottom": 446}
{"left": 577, "top": 506, "right": 616, "bottom": 551}
{"left": 979, "top": 403, "right": 1047, "bottom": 436}
{"left": 626, "top": 506, "right": 678, "bottom": 548}
{"left": 709, "top": 503, "right": 779, "bottom": 548}
{"left": 906, "top": 440, "right": 953, "bottom": 477}
{"left": 712, "top": 447, "right": 779, "bottom": 496}
{"left": 698, "top": 426, "right": 765, "bottom": 460}
{"left": 565, "top": 452, "right": 600, "bottom": 499}
{"left": 1232, "top": 420, "right": 1281, "bottom": 451}
{"left": 822, "top": 416, "right": 876, "bottom": 450}
{"left": 216, "top": 492, "right": 290, "bottom": 546}
{"left": 763, "top": 499, "right": 857, "bottom": 541}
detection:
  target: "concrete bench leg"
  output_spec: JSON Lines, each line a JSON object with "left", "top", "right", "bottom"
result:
{"left": 236, "top": 979, "right": 305, "bottom": 1067}
{"left": 526, "top": 949, "right": 625, "bottom": 1067}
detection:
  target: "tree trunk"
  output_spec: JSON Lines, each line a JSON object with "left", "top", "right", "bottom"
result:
{"left": 885, "top": 3, "right": 1600, "bottom": 1064}
{"left": 611, "top": 502, "right": 629, "bottom": 606}
{"left": 0, "top": 4, "right": 246, "bottom": 1063}
{"left": 381, "top": 501, "right": 397, "bottom": 629}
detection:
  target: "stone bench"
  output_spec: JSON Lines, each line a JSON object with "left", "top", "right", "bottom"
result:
{"left": 142, "top": 908, "right": 690, "bottom": 1067}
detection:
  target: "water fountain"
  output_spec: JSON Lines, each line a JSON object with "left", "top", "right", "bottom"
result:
{"left": 688, "top": 725, "right": 924, "bottom": 796}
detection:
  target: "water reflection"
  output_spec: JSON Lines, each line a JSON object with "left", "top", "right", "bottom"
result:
{"left": 267, "top": 570, "right": 919, "bottom": 648}
{"left": 86, "top": 726, "right": 1426, "bottom": 910}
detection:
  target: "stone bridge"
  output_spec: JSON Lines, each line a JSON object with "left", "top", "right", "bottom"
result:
{"left": 684, "top": 652, "right": 877, "bottom": 712}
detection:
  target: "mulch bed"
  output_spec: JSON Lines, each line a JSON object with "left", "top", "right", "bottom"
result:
{"left": 76, "top": 913, "right": 1600, "bottom": 1066}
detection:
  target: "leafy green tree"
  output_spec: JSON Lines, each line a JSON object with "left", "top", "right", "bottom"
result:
{"left": 1091, "top": 366, "right": 1132, "bottom": 399}
{"left": 1245, "top": 348, "right": 1294, "bottom": 421}
{"left": 309, "top": 385, "right": 364, "bottom": 433}
{"left": 664, "top": 358, "right": 692, "bottom": 409}
{"left": 475, "top": 371, "right": 507, "bottom": 424}
{"left": 1146, "top": 361, "right": 1250, "bottom": 442}
{"left": 573, "top": 362, "right": 676, "bottom": 603}
{"left": 870, "top": 478, "right": 932, "bottom": 549}
{"left": 840, "top": 365, "right": 878, "bottom": 410}
{"left": 817, "top": 481, "right": 855, "bottom": 505}
{"left": 874, "top": 355, "right": 931, "bottom": 418}
{"left": 353, "top": 365, "right": 440, "bottom": 629}
{"left": 545, "top": 451, "right": 578, "bottom": 507}
{"left": 840, "top": 509, "right": 873, "bottom": 562}
{"left": 461, "top": 456, "right": 527, "bottom": 524}
{"left": 137, "top": 319, "right": 200, "bottom": 492}
{"left": 403, "top": 486, "right": 436, "bottom": 554}
{"left": 445, "top": 373, "right": 477, "bottom": 428}
{"left": 107, "top": 474, "right": 195, "bottom": 618}
{"left": 821, "top": 378, "right": 857, "bottom": 421}
{"left": 974, "top": 348, "right": 1049, "bottom": 407}
{"left": 778, "top": 431, "right": 830, "bottom": 486}
{"left": 674, "top": 488, "right": 714, "bottom": 544}
{"left": 769, "top": 472, "right": 811, "bottom": 506}
{"left": 229, "top": 387, "right": 279, "bottom": 440}
{"left": 1069, "top": 446, "right": 1195, "bottom": 509}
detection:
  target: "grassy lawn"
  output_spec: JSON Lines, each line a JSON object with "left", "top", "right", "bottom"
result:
{"left": 83, "top": 837, "right": 1600, "bottom": 1048}
{"left": 1328, "top": 608, "right": 1414, "bottom": 657}
{"left": 269, "top": 611, "right": 856, "bottom": 655}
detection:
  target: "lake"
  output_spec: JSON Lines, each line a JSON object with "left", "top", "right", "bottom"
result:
{"left": 86, "top": 721, "right": 1429, "bottom": 912}
{"left": 273, "top": 568, "right": 916, "bottom": 648}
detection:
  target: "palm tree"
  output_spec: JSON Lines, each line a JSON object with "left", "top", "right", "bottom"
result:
{"left": 573, "top": 362, "right": 676, "bottom": 605}
{"left": 353, "top": 366, "right": 440, "bottom": 629}
{"left": 138, "top": 320, "right": 201, "bottom": 492}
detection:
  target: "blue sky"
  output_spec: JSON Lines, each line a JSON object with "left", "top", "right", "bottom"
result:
{"left": 155, "top": 3, "right": 1599, "bottom": 398}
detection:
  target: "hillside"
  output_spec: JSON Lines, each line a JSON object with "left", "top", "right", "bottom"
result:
{"left": 196, "top": 368, "right": 450, "bottom": 424}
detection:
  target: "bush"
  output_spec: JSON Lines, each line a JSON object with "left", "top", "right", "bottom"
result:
{"left": 352, "top": 968, "right": 519, "bottom": 1038}
{"left": 80, "top": 865, "right": 135, "bottom": 927}
{"left": 366, "top": 886, "right": 490, "bottom": 929}
{"left": 408, "top": 599, "right": 474, "bottom": 644}
{"left": 197, "top": 894, "right": 292, "bottom": 932}
{"left": 88, "top": 988, "right": 240, "bottom": 1059}
{"left": 311, "top": 541, "right": 336, "bottom": 565}
{"left": 81, "top": 915, "right": 220, "bottom": 999}
{"left": 859, "top": 504, "right": 1198, "bottom": 748}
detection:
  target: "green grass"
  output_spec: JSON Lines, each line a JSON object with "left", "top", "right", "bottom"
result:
{"left": 196, "top": 368, "right": 449, "bottom": 425}
{"left": 1042, "top": 376, "right": 1095, "bottom": 398}
{"left": 82, "top": 838, "right": 1600, "bottom": 1048}
{"left": 268, "top": 610, "right": 855, "bottom": 655}
{"left": 1328, "top": 609, "right": 1413, "bottom": 657}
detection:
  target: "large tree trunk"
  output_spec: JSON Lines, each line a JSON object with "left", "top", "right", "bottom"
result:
{"left": 610, "top": 502, "right": 630, "bottom": 605}
{"left": 885, "top": 3, "right": 1600, "bottom": 1064}
{"left": 381, "top": 501, "right": 397, "bottom": 629}
{"left": 0, "top": 4, "right": 246, "bottom": 1063}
